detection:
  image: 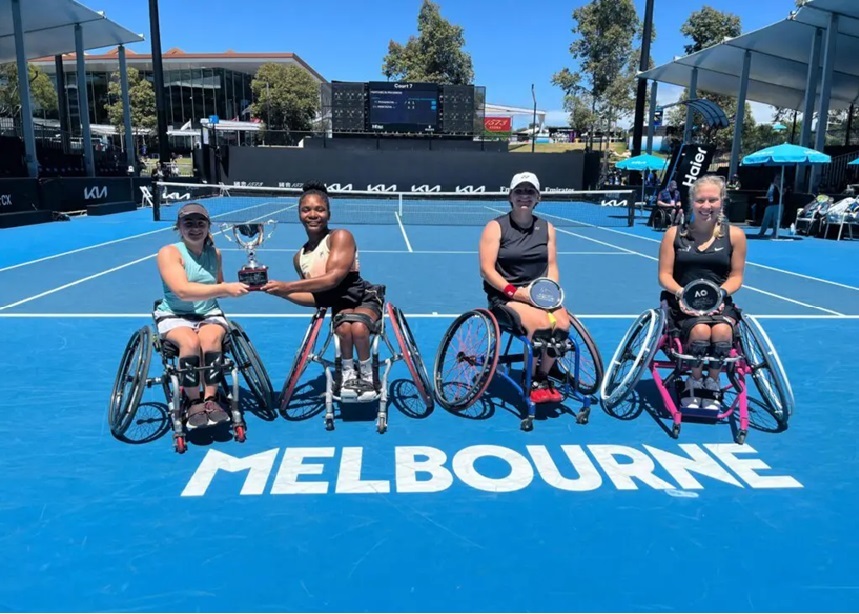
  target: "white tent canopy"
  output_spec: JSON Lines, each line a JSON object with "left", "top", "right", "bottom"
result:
{"left": 0, "top": 0, "right": 143, "bottom": 63}
{"left": 639, "top": 0, "right": 859, "bottom": 111}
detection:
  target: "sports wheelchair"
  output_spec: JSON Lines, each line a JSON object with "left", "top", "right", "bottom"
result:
{"left": 599, "top": 304, "right": 794, "bottom": 443}
{"left": 278, "top": 296, "right": 433, "bottom": 434}
{"left": 432, "top": 305, "right": 604, "bottom": 431}
{"left": 107, "top": 303, "right": 274, "bottom": 454}
{"left": 650, "top": 206, "right": 685, "bottom": 231}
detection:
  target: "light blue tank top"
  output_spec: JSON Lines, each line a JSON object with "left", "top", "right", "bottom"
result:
{"left": 157, "top": 242, "right": 221, "bottom": 316}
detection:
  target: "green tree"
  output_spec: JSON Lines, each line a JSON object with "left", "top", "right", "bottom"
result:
{"left": 382, "top": 0, "right": 474, "bottom": 84}
{"left": 103, "top": 67, "right": 156, "bottom": 136}
{"left": 250, "top": 63, "right": 320, "bottom": 139}
{"left": 552, "top": 0, "right": 646, "bottom": 139}
{"left": 667, "top": 6, "right": 748, "bottom": 150}
{"left": 0, "top": 62, "right": 57, "bottom": 118}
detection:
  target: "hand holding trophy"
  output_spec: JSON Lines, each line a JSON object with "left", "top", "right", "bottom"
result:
{"left": 220, "top": 220, "right": 277, "bottom": 290}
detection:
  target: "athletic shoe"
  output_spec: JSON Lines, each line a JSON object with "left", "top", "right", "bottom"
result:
{"left": 680, "top": 378, "right": 702, "bottom": 409}
{"left": 204, "top": 397, "right": 230, "bottom": 424}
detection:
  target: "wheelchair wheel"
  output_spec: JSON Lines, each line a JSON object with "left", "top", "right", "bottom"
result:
{"left": 600, "top": 309, "right": 664, "bottom": 410}
{"left": 228, "top": 321, "right": 273, "bottom": 410}
{"left": 386, "top": 303, "right": 433, "bottom": 410}
{"left": 279, "top": 308, "right": 327, "bottom": 415}
{"left": 108, "top": 326, "right": 153, "bottom": 439}
{"left": 433, "top": 308, "right": 499, "bottom": 411}
{"left": 737, "top": 315, "right": 794, "bottom": 426}
{"left": 554, "top": 312, "right": 604, "bottom": 396}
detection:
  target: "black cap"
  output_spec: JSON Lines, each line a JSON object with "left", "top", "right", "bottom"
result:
{"left": 177, "top": 203, "right": 210, "bottom": 220}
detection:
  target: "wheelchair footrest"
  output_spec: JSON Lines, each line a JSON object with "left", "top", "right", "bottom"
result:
{"left": 679, "top": 406, "right": 721, "bottom": 421}
{"left": 337, "top": 388, "right": 379, "bottom": 403}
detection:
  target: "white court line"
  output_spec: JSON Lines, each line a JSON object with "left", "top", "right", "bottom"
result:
{"left": 0, "top": 201, "right": 296, "bottom": 274}
{"left": 0, "top": 204, "right": 297, "bottom": 311}
{"left": 219, "top": 248, "right": 633, "bottom": 255}
{"left": 543, "top": 212, "right": 859, "bottom": 293}
{"left": 395, "top": 212, "right": 413, "bottom": 252}
{"left": 0, "top": 313, "right": 857, "bottom": 320}
{"left": 491, "top": 206, "right": 845, "bottom": 315}
{"left": 551, "top": 225, "right": 846, "bottom": 316}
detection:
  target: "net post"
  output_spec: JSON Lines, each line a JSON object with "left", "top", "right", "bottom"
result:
{"left": 153, "top": 181, "right": 161, "bottom": 221}
{"left": 398, "top": 193, "right": 404, "bottom": 217}
{"left": 627, "top": 192, "right": 634, "bottom": 227}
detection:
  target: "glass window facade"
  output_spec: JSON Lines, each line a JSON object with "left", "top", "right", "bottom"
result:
{"left": 49, "top": 64, "right": 255, "bottom": 130}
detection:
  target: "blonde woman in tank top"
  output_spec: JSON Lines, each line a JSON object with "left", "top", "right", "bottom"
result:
{"left": 262, "top": 182, "right": 384, "bottom": 394}
{"left": 155, "top": 202, "right": 250, "bottom": 428}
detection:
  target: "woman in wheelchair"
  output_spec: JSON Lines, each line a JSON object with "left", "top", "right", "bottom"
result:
{"left": 657, "top": 174, "right": 747, "bottom": 411}
{"left": 155, "top": 202, "right": 250, "bottom": 428}
{"left": 479, "top": 171, "right": 572, "bottom": 404}
{"left": 262, "top": 182, "right": 384, "bottom": 399}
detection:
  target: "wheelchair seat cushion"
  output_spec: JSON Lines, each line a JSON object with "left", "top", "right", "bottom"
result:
{"left": 489, "top": 303, "right": 527, "bottom": 336}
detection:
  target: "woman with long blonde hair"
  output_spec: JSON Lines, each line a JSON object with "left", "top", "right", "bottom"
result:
{"left": 657, "top": 175, "right": 747, "bottom": 410}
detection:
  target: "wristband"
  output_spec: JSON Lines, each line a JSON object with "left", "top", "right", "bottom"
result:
{"left": 719, "top": 288, "right": 728, "bottom": 301}
{"left": 503, "top": 284, "right": 516, "bottom": 298}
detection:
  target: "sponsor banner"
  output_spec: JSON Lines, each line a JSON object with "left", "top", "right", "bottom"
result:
{"left": 672, "top": 144, "right": 716, "bottom": 207}
{"left": 0, "top": 178, "right": 39, "bottom": 213}
{"left": 222, "top": 147, "right": 587, "bottom": 192}
{"left": 38, "top": 177, "right": 133, "bottom": 213}
{"left": 484, "top": 116, "right": 512, "bottom": 133}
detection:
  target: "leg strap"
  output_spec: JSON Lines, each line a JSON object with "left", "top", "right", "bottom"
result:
{"left": 203, "top": 351, "right": 225, "bottom": 386}
{"left": 179, "top": 355, "right": 201, "bottom": 388}
{"left": 709, "top": 340, "right": 733, "bottom": 370}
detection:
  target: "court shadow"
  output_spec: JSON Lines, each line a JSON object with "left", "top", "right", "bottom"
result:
{"left": 237, "top": 385, "right": 278, "bottom": 422}
{"left": 723, "top": 390, "right": 788, "bottom": 436}
{"left": 186, "top": 421, "right": 236, "bottom": 447}
{"left": 441, "top": 371, "right": 584, "bottom": 425}
{"left": 279, "top": 375, "right": 327, "bottom": 422}
{"left": 601, "top": 378, "right": 663, "bottom": 422}
{"left": 389, "top": 379, "right": 434, "bottom": 420}
{"left": 116, "top": 401, "right": 171, "bottom": 445}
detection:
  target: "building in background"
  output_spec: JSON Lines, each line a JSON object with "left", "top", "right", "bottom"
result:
{"left": 31, "top": 47, "right": 327, "bottom": 132}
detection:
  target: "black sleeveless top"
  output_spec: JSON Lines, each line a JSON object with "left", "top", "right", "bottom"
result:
{"left": 661, "top": 223, "right": 733, "bottom": 304}
{"left": 484, "top": 213, "right": 549, "bottom": 301}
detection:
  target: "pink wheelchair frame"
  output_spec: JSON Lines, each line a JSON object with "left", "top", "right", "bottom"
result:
{"left": 600, "top": 304, "right": 793, "bottom": 443}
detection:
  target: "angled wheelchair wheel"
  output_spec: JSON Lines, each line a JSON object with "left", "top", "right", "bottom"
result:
{"left": 600, "top": 309, "right": 664, "bottom": 410}
{"left": 554, "top": 312, "right": 604, "bottom": 396}
{"left": 228, "top": 320, "right": 273, "bottom": 410}
{"left": 433, "top": 308, "right": 500, "bottom": 411}
{"left": 279, "top": 308, "right": 327, "bottom": 416}
{"left": 737, "top": 315, "right": 794, "bottom": 427}
{"left": 386, "top": 303, "right": 433, "bottom": 411}
{"left": 108, "top": 326, "right": 153, "bottom": 439}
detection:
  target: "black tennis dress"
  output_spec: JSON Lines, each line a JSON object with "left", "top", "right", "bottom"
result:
{"left": 484, "top": 213, "right": 549, "bottom": 309}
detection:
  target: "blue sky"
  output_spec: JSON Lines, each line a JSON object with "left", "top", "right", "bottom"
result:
{"left": 98, "top": 0, "right": 795, "bottom": 128}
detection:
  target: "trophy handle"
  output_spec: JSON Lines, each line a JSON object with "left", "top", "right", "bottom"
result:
{"left": 263, "top": 219, "right": 277, "bottom": 242}
{"left": 219, "top": 223, "right": 236, "bottom": 243}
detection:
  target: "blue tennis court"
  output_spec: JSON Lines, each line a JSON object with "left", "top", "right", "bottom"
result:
{"left": 1, "top": 206, "right": 858, "bottom": 612}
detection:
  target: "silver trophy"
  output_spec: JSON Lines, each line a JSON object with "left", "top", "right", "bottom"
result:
{"left": 527, "top": 277, "right": 565, "bottom": 310}
{"left": 679, "top": 278, "right": 724, "bottom": 316}
{"left": 220, "top": 220, "right": 276, "bottom": 290}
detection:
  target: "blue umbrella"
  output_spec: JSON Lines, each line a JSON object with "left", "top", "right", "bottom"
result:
{"left": 615, "top": 154, "right": 668, "bottom": 171}
{"left": 616, "top": 154, "right": 668, "bottom": 211}
{"left": 741, "top": 143, "right": 831, "bottom": 238}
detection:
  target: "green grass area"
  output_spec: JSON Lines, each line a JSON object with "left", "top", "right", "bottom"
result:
{"left": 508, "top": 141, "right": 630, "bottom": 154}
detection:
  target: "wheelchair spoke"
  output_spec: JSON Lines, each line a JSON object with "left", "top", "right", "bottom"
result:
{"left": 433, "top": 310, "right": 499, "bottom": 411}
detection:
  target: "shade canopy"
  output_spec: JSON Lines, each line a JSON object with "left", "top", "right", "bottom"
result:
{"left": 615, "top": 154, "right": 668, "bottom": 171}
{"left": 742, "top": 143, "right": 832, "bottom": 166}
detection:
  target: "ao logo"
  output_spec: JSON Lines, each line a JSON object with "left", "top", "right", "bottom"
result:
{"left": 695, "top": 290, "right": 708, "bottom": 297}
{"left": 83, "top": 186, "right": 107, "bottom": 200}
{"left": 0, "top": 194, "right": 11, "bottom": 206}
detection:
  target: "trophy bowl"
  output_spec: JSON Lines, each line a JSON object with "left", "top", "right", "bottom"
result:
{"left": 527, "top": 277, "right": 565, "bottom": 310}
{"left": 679, "top": 278, "right": 724, "bottom": 316}
{"left": 220, "top": 221, "right": 276, "bottom": 290}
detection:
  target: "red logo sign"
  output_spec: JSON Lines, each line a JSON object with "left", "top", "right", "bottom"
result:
{"left": 484, "top": 116, "right": 512, "bottom": 132}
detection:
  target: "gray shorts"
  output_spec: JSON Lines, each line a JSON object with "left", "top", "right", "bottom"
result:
{"left": 154, "top": 311, "right": 229, "bottom": 337}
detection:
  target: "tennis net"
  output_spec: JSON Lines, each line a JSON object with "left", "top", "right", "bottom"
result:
{"left": 152, "top": 181, "right": 637, "bottom": 227}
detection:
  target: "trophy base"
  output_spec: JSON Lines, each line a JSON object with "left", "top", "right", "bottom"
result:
{"left": 239, "top": 267, "right": 268, "bottom": 290}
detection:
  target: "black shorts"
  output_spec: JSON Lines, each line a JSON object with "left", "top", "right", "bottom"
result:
{"left": 330, "top": 283, "right": 385, "bottom": 319}
{"left": 664, "top": 295, "right": 740, "bottom": 339}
